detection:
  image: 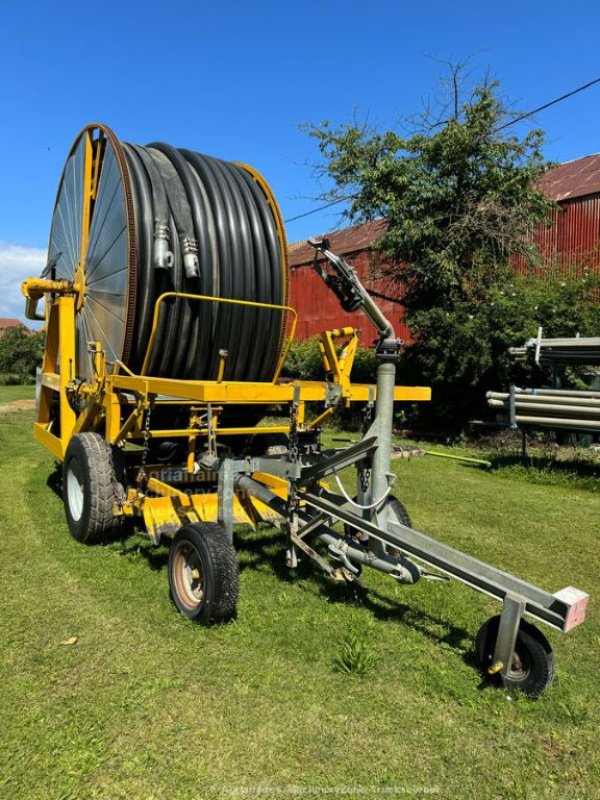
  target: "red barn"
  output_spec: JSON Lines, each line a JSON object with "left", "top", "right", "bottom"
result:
{"left": 288, "top": 154, "right": 600, "bottom": 341}
{"left": 527, "top": 153, "right": 600, "bottom": 276}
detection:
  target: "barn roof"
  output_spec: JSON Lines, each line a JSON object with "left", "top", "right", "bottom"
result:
{"left": 537, "top": 153, "right": 600, "bottom": 202}
{"left": 0, "top": 318, "right": 23, "bottom": 331}
{"left": 288, "top": 219, "right": 387, "bottom": 267}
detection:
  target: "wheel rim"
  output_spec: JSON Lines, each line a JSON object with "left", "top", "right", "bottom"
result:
{"left": 172, "top": 542, "right": 205, "bottom": 611}
{"left": 66, "top": 465, "right": 84, "bottom": 521}
{"left": 507, "top": 648, "right": 531, "bottom": 682}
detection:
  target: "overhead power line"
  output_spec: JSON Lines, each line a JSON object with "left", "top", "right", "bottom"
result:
{"left": 496, "top": 76, "right": 600, "bottom": 131}
{"left": 285, "top": 76, "right": 600, "bottom": 224}
{"left": 284, "top": 195, "right": 355, "bottom": 223}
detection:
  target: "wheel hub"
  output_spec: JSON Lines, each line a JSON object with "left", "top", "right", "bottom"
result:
{"left": 173, "top": 544, "right": 204, "bottom": 610}
{"left": 66, "top": 466, "right": 84, "bottom": 522}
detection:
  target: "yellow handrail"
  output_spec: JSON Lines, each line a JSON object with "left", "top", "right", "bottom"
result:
{"left": 140, "top": 291, "right": 298, "bottom": 383}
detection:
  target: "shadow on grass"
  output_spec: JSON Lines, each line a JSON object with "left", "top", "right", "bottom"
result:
{"left": 236, "top": 526, "right": 477, "bottom": 668}
{"left": 489, "top": 452, "right": 600, "bottom": 478}
{"left": 483, "top": 453, "right": 600, "bottom": 495}
{"left": 46, "top": 463, "right": 62, "bottom": 499}
{"left": 46, "top": 462, "right": 479, "bottom": 672}
{"left": 116, "top": 539, "right": 170, "bottom": 571}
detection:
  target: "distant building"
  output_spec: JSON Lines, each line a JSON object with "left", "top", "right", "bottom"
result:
{"left": 527, "top": 153, "right": 600, "bottom": 276}
{"left": 0, "top": 318, "right": 25, "bottom": 337}
{"left": 288, "top": 154, "right": 600, "bottom": 342}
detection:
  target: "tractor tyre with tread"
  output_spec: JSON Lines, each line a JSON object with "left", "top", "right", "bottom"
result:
{"left": 63, "top": 432, "right": 127, "bottom": 544}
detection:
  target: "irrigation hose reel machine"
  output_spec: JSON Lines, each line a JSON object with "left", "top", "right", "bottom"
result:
{"left": 23, "top": 123, "right": 589, "bottom": 697}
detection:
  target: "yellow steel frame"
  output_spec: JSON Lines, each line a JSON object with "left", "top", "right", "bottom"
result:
{"left": 318, "top": 326, "right": 359, "bottom": 402}
{"left": 22, "top": 279, "right": 431, "bottom": 540}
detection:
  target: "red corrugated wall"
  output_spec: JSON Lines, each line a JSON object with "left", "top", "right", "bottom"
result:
{"left": 515, "top": 193, "right": 600, "bottom": 277}
{"left": 289, "top": 249, "right": 411, "bottom": 345}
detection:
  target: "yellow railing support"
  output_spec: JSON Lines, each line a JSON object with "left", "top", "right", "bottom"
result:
{"left": 319, "top": 327, "right": 359, "bottom": 396}
{"left": 140, "top": 291, "right": 298, "bottom": 381}
{"left": 306, "top": 407, "right": 335, "bottom": 430}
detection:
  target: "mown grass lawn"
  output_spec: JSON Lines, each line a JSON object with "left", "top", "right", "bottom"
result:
{"left": 0, "top": 404, "right": 598, "bottom": 799}
{"left": 0, "top": 384, "right": 35, "bottom": 403}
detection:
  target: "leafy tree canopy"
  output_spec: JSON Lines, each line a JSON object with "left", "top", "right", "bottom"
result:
{"left": 307, "top": 73, "right": 556, "bottom": 312}
{"left": 0, "top": 326, "right": 44, "bottom": 380}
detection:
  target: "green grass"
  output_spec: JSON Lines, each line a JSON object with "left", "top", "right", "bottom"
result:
{"left": 0, "top": 412, "right": 599, "bottom": 799}
{"left": 0, "top": 384, "right": 35, "bottom": 403}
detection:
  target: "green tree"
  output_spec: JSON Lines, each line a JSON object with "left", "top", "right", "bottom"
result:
{"left": 0, "top": 326, "right": 45, "bottom": 381}
{"left": 305, "top": 70, "right": 578, "bottom": 430}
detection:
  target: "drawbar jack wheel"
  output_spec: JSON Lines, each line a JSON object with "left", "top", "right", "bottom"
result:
{"left": 475, "top": 614, "right": 555, "bottom": 697}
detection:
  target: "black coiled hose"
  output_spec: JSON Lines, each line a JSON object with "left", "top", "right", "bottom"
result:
{"left": 122, "top": 142, "right": 287, "bottom": 382}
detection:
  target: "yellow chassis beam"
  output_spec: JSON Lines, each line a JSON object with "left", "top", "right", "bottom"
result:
{"left": 121, "top": 474, "right": 289, "bottom": 543}
{"left": 107, "top": 374, "right": 430, "bottom": 404}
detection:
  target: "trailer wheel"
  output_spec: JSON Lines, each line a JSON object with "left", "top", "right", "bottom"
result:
{"left": 387, "top": 496, "right": 412, "bottom": 528}
{"left": 474, "top": 615, "right": 555, "bottom": 697}
{"left": 341, "top": 495, "right": 412, "bottom": 571}
{"left": 343, "top": 495, "right": 412, "bottom": 538}
{"left": 168, "top": 523, "right": 239, "bottom": 625}
{"left": 63, "top": 432, "right": 126, "bottom": 544}
{"left": 385, "top": 497, "right": 412, "bottom": 558}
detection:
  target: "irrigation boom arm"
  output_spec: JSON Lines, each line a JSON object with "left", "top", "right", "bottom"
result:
{"left": 308, "top": 237, "right": 395, "bottom": 341}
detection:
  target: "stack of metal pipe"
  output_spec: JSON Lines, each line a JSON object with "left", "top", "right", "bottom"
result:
{"left": 509, "top": 336, "right": 600, "bottom": 366}
{"left": 487, "top": 387, "right": 600, "bottom": 431}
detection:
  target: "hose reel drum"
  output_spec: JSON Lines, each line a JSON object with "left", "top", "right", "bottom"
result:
{"left": 47, "top": 123, "right": 289, "bottom": 387}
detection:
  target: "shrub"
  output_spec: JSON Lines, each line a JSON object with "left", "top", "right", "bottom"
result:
{"left": 282, "top": 337, "right": 377, "bottom": 383}
{"left": 0, "top": 327, "right": 44, "bottom": 381}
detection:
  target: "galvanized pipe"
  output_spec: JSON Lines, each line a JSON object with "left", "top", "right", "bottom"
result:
{"left": 517, "top": 396, "right": 600, "bottom": 408}
{"left": 507, "top": 402, "right": 600, "bottom": 417}
{"left": 235, "top": 474, "right": 287, "bottom": 513}
{"left": 318, "top": 532, "right": 421, "bottom": 584}
{"left": 509, "top": 335, "right": 600, "bottom": 366}
{"left": 489, "top": 398, "right": 600, "bottom": 416}
{"left": 514, "top": 415, "right": 600, "bottom": 430}
{"left": 235, "top": 474, "right": 421, "bottom": 583}
{"left": 488, "top": 391, "right": 600, "bottom": 407}
{"left": 371, "top": 359, "right": 397, "bottom": 509}
{"left": 516, "top": 388, "right": 600, "bottom": 398}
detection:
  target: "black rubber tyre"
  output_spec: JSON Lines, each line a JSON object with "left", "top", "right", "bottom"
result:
{"left": 168, "top": 522, "right": 239, "bottom": 625}
{"left": 63, "top": 432, "right": 127, "bottom": 544}
{"left": 387, "top": 496, "right": 412, "bottom": 528}
{"left": 474, "top": 615, "right": 555, "bottom": 697}
{"left": 245, "top": 432, "right": 289, "bottom": 457}
{"left": 343, "top": 494, "right": 412, "bottom": 540}
{"left": 385, "top": 496, "right": 412, "bottom": 559}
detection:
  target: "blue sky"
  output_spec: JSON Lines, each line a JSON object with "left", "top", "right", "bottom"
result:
{"left": 1, "top": 0, "right": 599, "bottom": 320}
